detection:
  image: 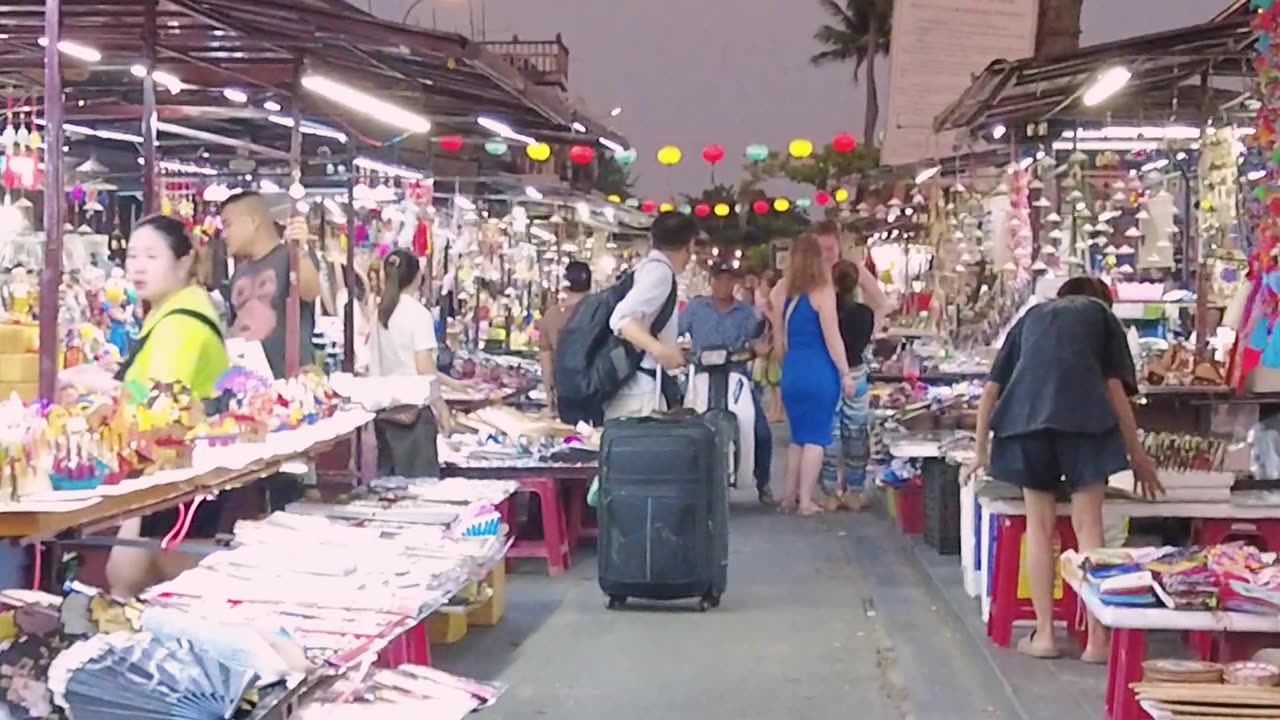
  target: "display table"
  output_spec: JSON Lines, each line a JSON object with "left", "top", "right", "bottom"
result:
{"left": 0, "top": 409, "right": 374, "bottom": 590}
{"left": 443, "top": 462, "right": 596, "bottom": 576}
{"left": 977, "top": 496, "right": 1280, "bottom": 652}
{"left": 1062, "top": 573, "right": 1280, "bottom": 720}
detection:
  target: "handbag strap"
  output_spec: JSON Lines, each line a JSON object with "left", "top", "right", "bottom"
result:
{"left": 115, "top": 308, "right": 222, "bottom": 382}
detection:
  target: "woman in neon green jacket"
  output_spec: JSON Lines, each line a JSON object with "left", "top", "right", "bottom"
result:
{"left": 62, "top": 214, "right": 229, "bottom": 595}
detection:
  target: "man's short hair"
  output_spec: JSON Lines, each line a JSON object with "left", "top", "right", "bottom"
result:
{"left": 564, "top": 261, "right": 592, "bottom": 293}
{"left": 651, "top": 211, "right": 698, "bottom": 250}
{"left": 814, "top": 219, "right": 839, "bottom": 237}
{"left": 221, "top": 190, "right": 264, "bottom": 211}
{"left": 710, "top": 262, "right": 738, "bottom": 279}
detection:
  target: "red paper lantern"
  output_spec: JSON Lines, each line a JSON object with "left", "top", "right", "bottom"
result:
{"left": 1270, "top": 196, "right": 1280, "bottom": 217}
{"left": 569, "top": 145, "right": 596, "bottom": 166}
{"left": 752, "top": 200, "right": 770, "bottom": 215}
{"left": 641, "top": 200, "right": 658, "bottom": 213}
{"left": 694, "top": 203, "right": 712, "bottom": 218}
{"left": 702, "top": 144, "right": 726, "bottom": 165}
{"left": 815, "top": 190, "right": 832, "bottom": 206}
{"left": 438, "top": 135, "right": 464, "bottom": 153}
{"left": 832, "top": 133, "right": 857, "bottom": 154}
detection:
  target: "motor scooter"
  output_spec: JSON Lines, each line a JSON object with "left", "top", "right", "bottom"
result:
{"left": 684, "top": 346, "right": 756, "bottom": 488}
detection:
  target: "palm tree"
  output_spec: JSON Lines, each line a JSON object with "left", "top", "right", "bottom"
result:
{"left": 810, "top": 0, "right": 892, "bottom": 147}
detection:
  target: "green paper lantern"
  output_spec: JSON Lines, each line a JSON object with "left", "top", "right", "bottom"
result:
{"left": 624, "top": 197, "right": 640, "bottom": 208}
{"left": 614, "top": 148, "right": 637, "bottom": 166}
{"left": 795, "top": 197, "right": 812, "bottom": 209}
{"left": 678, "top": 203, "right": 692, "bottom": 215}
{"left": 1256, "top": 186, "right": 1270, "bottom": 201}
{"left": 745, "top": 144, "right": 769, "bottom": 163}
{"left": 484, "top": 138, "right": 509, "bottom": 156}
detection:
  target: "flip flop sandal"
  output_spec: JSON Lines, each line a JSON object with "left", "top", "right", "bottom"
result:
{"left": 1080, "top": 647, "right": 1109, "bottom": 665}
{"left": 1016, "top": 631, "right": 1062, "bottom": 659}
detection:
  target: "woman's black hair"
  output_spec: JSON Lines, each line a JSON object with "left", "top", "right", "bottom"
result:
{"left": 1057, "top": 275, "right": 1113, "bottom": 307}
{"left": 134, "top": 214, "right": 195, "bottom": 259}
{"left": 378, "top": 249, "right": 420, "bottom": 328}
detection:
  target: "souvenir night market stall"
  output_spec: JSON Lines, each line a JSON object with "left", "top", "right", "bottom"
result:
{"left": 0, "top": 0, "right": 641, "bottom": 716}
{"left": 868, "top": 6, "right": 1280, "bottom": 720}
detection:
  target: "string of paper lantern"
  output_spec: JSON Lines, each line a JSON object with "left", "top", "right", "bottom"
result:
{"left": 431, "top": 132, "right": 859, "bottom": 167}
{"left": 606, "top": 188, "right": 856, "bottom": 216}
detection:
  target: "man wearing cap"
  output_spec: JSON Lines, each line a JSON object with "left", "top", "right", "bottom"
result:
{"left": 539, "top": 261, "right": 593, "bottom": 417}
{"left": 680, "top": 263, "right": 775, "bottom": 505}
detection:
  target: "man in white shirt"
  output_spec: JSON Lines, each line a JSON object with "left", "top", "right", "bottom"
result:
{"left": 605, "top": 212, "right": 696, "bottom": 419}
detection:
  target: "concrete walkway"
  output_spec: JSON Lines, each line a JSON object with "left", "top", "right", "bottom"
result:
{"left": 436, "top": 486, "right": 1024, "bottom": 720}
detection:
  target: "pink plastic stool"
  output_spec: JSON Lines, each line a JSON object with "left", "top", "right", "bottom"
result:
{"left": 498, "top": 477, "right": 571, "bottom": 576}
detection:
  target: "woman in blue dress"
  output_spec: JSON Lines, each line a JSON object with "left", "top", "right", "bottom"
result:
{"left": 770, "top": 233, "right": 858, "bottom": 515}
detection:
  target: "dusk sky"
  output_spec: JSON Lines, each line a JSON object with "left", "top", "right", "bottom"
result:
{"left": 364, "top": 0, "right": 1223, "bottom": 197}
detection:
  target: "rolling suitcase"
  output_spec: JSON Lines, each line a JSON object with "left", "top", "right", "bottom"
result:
{"left": 597, "top": 376, "right": 730, "bottom": 611}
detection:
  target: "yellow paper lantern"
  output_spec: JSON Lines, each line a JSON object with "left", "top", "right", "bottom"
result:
{"left": 660, "top": 202, "right": 675, "bottom": 213}
{"left": 526, "top": 142, "right": 552, "bottom": 162}
{"left": 788, "top": 138, "right": 814, "bottom": 159}
{"left": 657, "top": 145, "right": 683, "bottom": 166}
{"left": 607, "top": 194, "right": 622, "bottom": 204}
{"left": 833, "top": 187, "right": 850, "bottom": 203}
{"left": 773, "top": 198, "right": 791, "bottom": 213}
{"left": 713, "top": 203, "right": 731, "bottom": 217}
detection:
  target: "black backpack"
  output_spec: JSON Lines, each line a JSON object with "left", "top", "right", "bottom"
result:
{"left": 553, "top": 260, "right": 676, "bottom": 425}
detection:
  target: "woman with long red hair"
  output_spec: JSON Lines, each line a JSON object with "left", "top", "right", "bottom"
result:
{"left": 770, "top": 234, "right": 858, "bottom": 515}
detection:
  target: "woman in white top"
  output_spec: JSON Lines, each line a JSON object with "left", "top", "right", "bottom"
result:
{"left": 370, "top": 249, "right": 453, "bottom": 477}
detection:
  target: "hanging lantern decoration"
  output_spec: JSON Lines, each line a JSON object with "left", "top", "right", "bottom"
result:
{"left": 624, "top": 197, "right": 640, "bottom": 208}
{"left": 702, "top": 144, "right": 726, "bottom": 165}
{"left": 484, "top": 138, "right": 508, "bottom": 156}
{"left": 526, "top": 142, "right": 552, "bottom": 162}
{"left": 795, "top": 197, "right": 812, "bottom": 209}
{"left": 815, "top": 190, "right": 832, "bottom": 206}
{"left": 745, "top": 144, "right": 769, "bottom": 163}
{"left": 660, "top": 202, "right": 675, "bottom": 213}
{"left": 607, "top": 194, "right": 622, "bottom": 204}
{"left": 569, "top": 145, "right": 596, "bottom": 166}
{"left": 832, "top": 133, "right": 857, "bottom": 154}
{"left": 641, "top": 199, "right": 658, "bottom": 213}
{"left": 657, "top": 145, "right": 683, "bottom": 166}
{"left": 438, "top": 135, "right": 464, "bottom": 153}
{"left": 613, "top": 148, "right": 637, "bottom": 166}
{"left": 752, "top": 200, "right": 770, "bottom": 215}
{"left": 678, "top": 203, "right": 693, "bottom": 215}
{"left": 773, "top": 197, "right": 792, "bottom": 213}
{"left": 713, "top": 202, "right": 731, "bottom": 218}
{"left": 833, "top": 187, "right": 850, "bottom": 203}
{"left": 694, "top": 203, "right": 712, "bottom": 218}
{"left": 788, "top": 138, "right": 814, "bottom": 159}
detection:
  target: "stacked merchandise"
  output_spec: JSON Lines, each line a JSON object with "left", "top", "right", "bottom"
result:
{"left": 439, "top": 406, "right": 599, "bottom": 469}
{"left": 1134, "top": 659, "right": 1280, "bottom": 717}
{"left": 0, "top": 321, "right": 37, "bottom": 401}
{"left": 1128, "top": 432, "right": 1236, "bottom": 503}
{"left": 300, "top": 664, "right": 505, "bottom": 719}
{"left": 1065, "top": 543, "right": 1280, "bottom": 613}
{"left": 142, "top": 490, "right": 511, "bottom": 670}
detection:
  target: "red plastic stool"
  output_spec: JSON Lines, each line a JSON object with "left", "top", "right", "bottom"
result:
{"left": 498, "top": 477, "right": 571, "bottom": 576}
{"left": 1105, "top": 628, "right": 1147, "bottom": 720}
{"left": 564, "top": 480, "right": 598, "bottom": 547}
{"left": 374, "top": 619, "right": 431, "bottom": 668}
{"left": 987, "top": 514, "right": 1081, "bottom": 649}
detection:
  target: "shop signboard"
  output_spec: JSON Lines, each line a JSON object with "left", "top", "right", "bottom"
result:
{"left": 881, "top": 0, "right": 1039, "bottom": 166}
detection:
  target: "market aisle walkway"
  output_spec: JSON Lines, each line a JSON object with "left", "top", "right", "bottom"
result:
{"left": 437, "top": 485, "right": 1022, "bottom": 719}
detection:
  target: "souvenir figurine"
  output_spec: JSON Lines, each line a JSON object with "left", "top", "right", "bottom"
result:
{"left": 7, "top": 265, "right": 33, "bottom": 320}
{"left": 103, "top": 268, "right": 134, "bottom": 356}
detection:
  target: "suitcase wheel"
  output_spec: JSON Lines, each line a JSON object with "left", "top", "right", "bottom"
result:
{"left": 706, "top": 593, "right": 721, "bottom": 609}
{"left": 606, "top": 595, "right": 627, "bottom": 610}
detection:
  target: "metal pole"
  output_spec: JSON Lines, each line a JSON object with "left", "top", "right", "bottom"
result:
{"left": 141, "top": 0, "right": 158, "bottom": 214}
{"left": 38, "top": 0, "right": 64, "bottom": 403}
{"left": 284, "top": 65, "right": 303, "bottom": 376}
{"left": 343, "top": 139, "right": 356, "bottom": 373}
